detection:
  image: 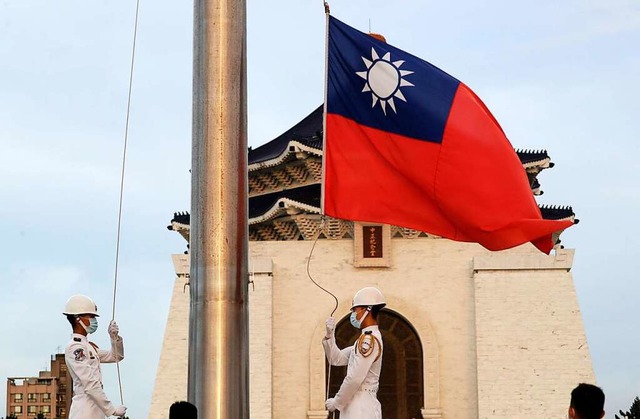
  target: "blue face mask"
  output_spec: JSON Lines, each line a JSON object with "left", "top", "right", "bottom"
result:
{"left": 78, "top": 317, "right": 98, "bottom": 334}
{"left": 350, "top": 309, "right": 369, "bottom": 329}
{"left": 87, "top": 317, "right": 98, "bottom": 334}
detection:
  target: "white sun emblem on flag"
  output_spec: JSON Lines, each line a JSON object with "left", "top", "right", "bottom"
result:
{"left": 356, "top": 47, "right": 414, "bottom": 115}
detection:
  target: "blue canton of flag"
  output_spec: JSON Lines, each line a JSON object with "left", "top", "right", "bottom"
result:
{"left": 327, "top": 16, "right": 460, "bottom": 144}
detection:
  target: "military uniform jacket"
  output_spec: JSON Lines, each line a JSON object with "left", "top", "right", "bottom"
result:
{"left": 65, "top": 333, "right": 124, "bottom": 419}
{"left": 323, "top": 325, "right": 383, "bottom": 417}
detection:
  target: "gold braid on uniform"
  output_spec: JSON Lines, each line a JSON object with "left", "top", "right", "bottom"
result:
{"left": 357, "top": 332, "right": 382, "bottom": 362}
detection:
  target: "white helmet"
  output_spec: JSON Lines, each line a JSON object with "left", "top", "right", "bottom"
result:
{"left": 63, "top": 295, "right": 99, "bottom": 316}
{"left": 351, "top": 287, "right": 386, "bottom": 309}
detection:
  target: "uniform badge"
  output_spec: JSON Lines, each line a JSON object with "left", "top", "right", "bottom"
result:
{"left": 73, "top": 348, "right": 86, "bottom": 361}
{"left": 356, "top": 333, "right": 382, "bottom": 361}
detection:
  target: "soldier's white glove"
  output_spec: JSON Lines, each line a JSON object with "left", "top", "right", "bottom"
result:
{"left": 325, "top": 398, "right": 337, "bottom": 412}
{"left": 325, "top": 317, "right": 336, "bottom": 339}
{"left": 108, "top": 321, "right": 120, "bottom": 340}
{"left": 111, "top": 405, "right": 127, "bottom": 417}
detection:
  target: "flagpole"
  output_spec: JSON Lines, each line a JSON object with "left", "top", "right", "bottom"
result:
{"left": 190, "top": 0, "right": 249, "bottom": 417}
{"left": 320, "top": 2, "right": 330, "bottom": 215}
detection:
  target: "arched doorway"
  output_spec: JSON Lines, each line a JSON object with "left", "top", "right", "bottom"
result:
{"left": 326, "top": 309, "right": 424, "bottom": 419}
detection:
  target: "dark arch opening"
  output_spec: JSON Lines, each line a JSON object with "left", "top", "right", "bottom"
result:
{"left": 326, "top": 308, "right": 424, "bottom": 418}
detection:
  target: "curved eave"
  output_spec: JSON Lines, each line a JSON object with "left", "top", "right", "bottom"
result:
{"left": 168, "top": 221, "right": 190, "bottom": 242}
{"left": 249, "top": 202, "right": 577, "bottom": 228}
{"left": 169, "top": 221, "right": 189, "bottom": 231}
{"left": 169, "top": 204, "right": 577, "bottom": 228}
{"left": 249, "top": 198, "right": 321, "bottom": 225}
{"left": 539, "top": 205, "right": 579, "bottom": 224}
{"left": 523, "top": 157, "right": 553, "bottom": 170}
{"left": 248, "top": 140, "right": 322, "bottom": 172}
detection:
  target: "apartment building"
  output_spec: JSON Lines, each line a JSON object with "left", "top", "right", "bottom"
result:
{"left": 6, "top": 354, "right": 71, "bottom": 419}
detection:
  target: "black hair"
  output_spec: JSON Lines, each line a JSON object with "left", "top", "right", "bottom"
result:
{"left": 570, "top": 383, "right": 604, "bottom": 419}
{"left": 370, "top": 304, "right": 384, "bottom": 320}
{"left": 66, "top": 315, "right": 77, "bottom": 327}
{"left": 169, "top": 401, "right": 198, "bottom": 419}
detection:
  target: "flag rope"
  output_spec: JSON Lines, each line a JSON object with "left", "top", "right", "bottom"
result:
{"left": 321, "top": 6, "right": 337, "bottom": 418}
{"left": 111, "top": 0, "right": 142, "bottom": 409}
{"left": 306, "top": 216, "right": 339, "bottom": 419}
{"left": 306, "top": 216, "right": 339, "bottom": 316}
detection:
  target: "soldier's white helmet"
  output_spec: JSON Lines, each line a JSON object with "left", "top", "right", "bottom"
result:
{"left": 63, "top": 295, "right": 99, "bottom": 316}
{"left": 351, "top": 287, "right": 386, "bottom": 309}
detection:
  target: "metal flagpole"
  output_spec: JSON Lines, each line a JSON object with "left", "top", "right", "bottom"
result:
{"left": 190, "top": 0, "right": 249, "bottom": 417}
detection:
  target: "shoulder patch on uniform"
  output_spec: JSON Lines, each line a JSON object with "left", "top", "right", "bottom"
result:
{"left": 356, "top": 333, "right": 382, "bottom": 361}
{"left": 73, "top": 348, "right": 86, "bottom": 361}
{"left": 357, "top": 334, "right": 373, "bottom": 353}
{"left": 73, "top": 337, "right": 81, "bottom": 342}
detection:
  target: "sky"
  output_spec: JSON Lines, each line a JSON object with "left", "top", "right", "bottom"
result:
{"left": 0, "top": 0, "right": 638, "bottom": 418}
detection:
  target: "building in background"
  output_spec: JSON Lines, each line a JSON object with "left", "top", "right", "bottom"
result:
{"left": 6, "top": 353, "right": 71, "bottom": 419}
{"left": 149, "top": 105, "right": 593, "bottom": 419}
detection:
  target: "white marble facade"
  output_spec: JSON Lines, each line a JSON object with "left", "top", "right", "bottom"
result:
{"left": 148, "top": 236, "right": 594, "bottom": 419}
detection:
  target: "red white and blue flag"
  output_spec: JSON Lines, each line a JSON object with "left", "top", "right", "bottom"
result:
{"left": 322, "top": 16, "right": 573, "bottom": 253}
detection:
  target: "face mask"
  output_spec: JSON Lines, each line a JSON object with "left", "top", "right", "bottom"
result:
{"left": 87, "top": 317, "right": 98, "bottom": 334}
{"left": 350, "top": 309, "right": 369, "bottom": 329}
{"left": 78, "top": 317, "right": 99, "bottom": 334}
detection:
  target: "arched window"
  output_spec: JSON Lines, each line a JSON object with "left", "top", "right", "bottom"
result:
{"left": 326, "top": 309, "right": 424, "bottom": 419}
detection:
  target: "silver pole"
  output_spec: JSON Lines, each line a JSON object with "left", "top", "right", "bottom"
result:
{"left": 189, "top": 0, "right": 249, "bottom": 417}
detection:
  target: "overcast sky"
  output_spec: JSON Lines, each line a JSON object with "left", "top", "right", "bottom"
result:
{"left": 1, "top": 1, "right": 639, "bottom": 418}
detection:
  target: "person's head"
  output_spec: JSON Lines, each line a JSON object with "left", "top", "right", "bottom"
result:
{"left": 569, "top": 383, "right": 605, "bottom": 419}
{"left": 169, "top": 401, "right": 197, "bottom": 419}
{"left": 350, "top": 287, "right": 386, "bottom": 329}
{"left": 62, "top": 295, "right": 100, "bottom": 336}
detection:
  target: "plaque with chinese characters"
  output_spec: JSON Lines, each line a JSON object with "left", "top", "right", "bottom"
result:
{"left": 354, "top": 223, "right": 391, "bottom": 267}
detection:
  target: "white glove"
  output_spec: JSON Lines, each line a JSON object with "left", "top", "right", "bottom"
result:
{"left": 325, "top": 317, "right": 336, "bottom": 339}
{"left": 108, "top": 320, "right": 120, "bottom": 340}
{"left": 325, "top": 398, "right": 337, "bottom": 412}
{"left": 112, "top": 405, "right": 127, "bottom": 417}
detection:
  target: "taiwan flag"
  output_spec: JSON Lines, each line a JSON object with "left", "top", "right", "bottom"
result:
{"left": 322, "top": 16, "right": 573, "bottom": 253}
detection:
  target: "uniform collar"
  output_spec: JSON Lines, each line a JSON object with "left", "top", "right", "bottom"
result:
{"left": 362, "top": 325, "right": 379, "bottom": 333}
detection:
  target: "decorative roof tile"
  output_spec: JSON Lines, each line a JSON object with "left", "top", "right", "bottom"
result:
{"left": 516, "top": 148, "right": 555, "bottom": 169}
{"left": 172, "top": 106, "right": 574, "bottom": 242}
{"left": 248, "top": 106, "right": 323, "bottom": 165}
{"left": 249, "top": 107, "right": 553, "bottom": 164}
{"left": 539, "top": 205, "right": 579, "bottom": 223}
{"left": 248, "top": 184, "right": 321, "bottom": 221}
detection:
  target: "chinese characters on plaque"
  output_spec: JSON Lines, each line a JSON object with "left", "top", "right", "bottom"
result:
{"left": 354, "top": 223, "right": 391, "bottom": 268}
{"left": 363, "top": 225, "right": 383, "bottom": 258}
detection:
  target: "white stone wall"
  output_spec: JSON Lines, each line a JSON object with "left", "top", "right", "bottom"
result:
{"left": 474, "top": 249, "right": 594, "bottom": 419}
{"left": 150, "top": 238, "right": 594, "bottom": 419}
{"left": 259, "top": 238, "right": 481, "bottom": 419}
{"left": 148, "top": 271, "right": 189, "bottom": 418}
{"left": 248, "top": 258, "right": 274, "bottom": 419}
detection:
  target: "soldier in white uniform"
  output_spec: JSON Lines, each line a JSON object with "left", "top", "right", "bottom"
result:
{"left": 63, "top": 295, "right": 127, "bottom": 419}
{"left": 323, "top": 287, "right": 385, "bottom": 419}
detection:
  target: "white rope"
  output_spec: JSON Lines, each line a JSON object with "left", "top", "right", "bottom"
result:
{"left": 306, "top": 217, "right": 339, "bottom": 316}
{"left": 111, "top": 0, "right": 141, "bottom": 407}
{"left": 326, "top": 365, "right": 335, "bottom": 419}
{"left": 321, "top": 7, "right": 335, "bottom": 417}
{"left": 305, "top": 215, "right": 339, "bottom": 419}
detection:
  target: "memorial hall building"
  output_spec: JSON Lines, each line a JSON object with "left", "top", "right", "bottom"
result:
{"left": 149, "top": 105, "right": 594, "bottom": 419}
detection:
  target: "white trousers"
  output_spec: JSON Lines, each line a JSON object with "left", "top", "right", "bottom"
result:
{"left": 340, "top": 391, "right": 382, "bottom": 419}
{"left": 69, "top": 394, "right": 107, "bottom": 419}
